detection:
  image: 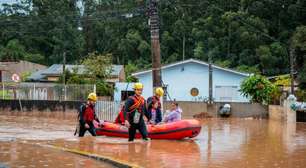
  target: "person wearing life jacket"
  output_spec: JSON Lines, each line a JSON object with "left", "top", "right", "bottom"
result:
{"left": 123, "top": 82, "right": 150, "bottom": 142}
{"left": 78, "top": 92, "right": 101, "bottom": 137}
{"left": 114, "top": 103, "right": 125, "bottom": 125}
{"left": 147, "top": 87, "right": 164, "bottom": 124}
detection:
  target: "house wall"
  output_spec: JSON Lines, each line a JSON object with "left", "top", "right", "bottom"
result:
{"left": 0, "top": 61, "right": 46, "bottom": 82}
{"left": 47, "top": 76, "right": 59, "bottom": 82}
{"left": 135, "top": 62, "right": 249, "bottom": 102}
{"left": 114, "top": 82, "right": 135, "bottom": 101}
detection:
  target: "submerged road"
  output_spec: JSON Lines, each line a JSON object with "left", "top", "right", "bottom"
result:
{"left": 1, "top": 114, "right": 306, "bottom": 168}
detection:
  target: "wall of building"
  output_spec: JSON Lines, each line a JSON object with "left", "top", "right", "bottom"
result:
{"left": 0, "top": 61, "right": 47, "bottom": 82}
{"left": 113, "top": 82, "right": 135, "bottom": 101}
{"left": 136, "top": 62, "right": 249, "bottom": 102}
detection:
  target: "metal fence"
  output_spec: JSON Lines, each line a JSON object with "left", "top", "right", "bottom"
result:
{"left": 0, "top": 82, "right": 96, "bottom": 101}
{"left": 95, "top": 101, "right": 121, "bottom": 121}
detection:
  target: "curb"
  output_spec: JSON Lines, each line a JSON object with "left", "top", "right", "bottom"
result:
{"left": 31, "top": 143, "right": 141, "bottom": 168}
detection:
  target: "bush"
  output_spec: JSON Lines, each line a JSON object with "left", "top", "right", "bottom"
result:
{"left": 240, "top": 75, "right": 277, "bottom": 105}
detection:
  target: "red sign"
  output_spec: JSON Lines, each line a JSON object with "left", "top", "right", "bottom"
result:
{"left": 11, "top": 73, "right": 20, "bottom": 82}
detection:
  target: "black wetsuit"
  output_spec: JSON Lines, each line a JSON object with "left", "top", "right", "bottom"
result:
{"left": 124, "top": 95, "right": 150, "bottom": 141}
{"left": 78, "top": 103, "right": 100, "bottom": 137}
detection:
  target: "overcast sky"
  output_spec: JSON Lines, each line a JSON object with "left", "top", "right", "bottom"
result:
{"left": 0, "top": 0, "right": 84, "bottom": 15}
{"left": 0, "top": 0, "right": 19, "bottom": 5}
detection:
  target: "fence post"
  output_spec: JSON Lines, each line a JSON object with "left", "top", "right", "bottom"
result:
{"left": 2, "top": 83, "right": 4, "bottom": 99}
{"left": 94, "top": 84, "right": 96, "bottom": 94}
{"left": 64, "top": 85, "right": 67, "bottom": 101}
{"left": 33, "top": 83, "right": 36, "bottom": 100}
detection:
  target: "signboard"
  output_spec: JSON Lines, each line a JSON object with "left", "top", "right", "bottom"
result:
{"left": 11, "top": 73, "right": 20, "bottom": 82}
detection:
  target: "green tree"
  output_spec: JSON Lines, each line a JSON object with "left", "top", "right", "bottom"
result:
{"left": 1, "top": 0, "right": 306, "bottom": 86}
{"left": 240, "top": 75, "right": 277, "bottom": 104}
{"left": 82, "top": 52, "right": 113, "bottom": 96}
{"left": 0, "top": 39, "right": 26, "bottom": 61}
{"left": 292, "top": 26, "right": 306, "bottom": 89}
{"left": 125, "top": 62, "right": 138, "bottom": 82}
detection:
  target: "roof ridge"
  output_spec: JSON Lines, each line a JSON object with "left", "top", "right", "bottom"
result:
{"left": 132, "top": 59, "right": 249, "bottom": 77}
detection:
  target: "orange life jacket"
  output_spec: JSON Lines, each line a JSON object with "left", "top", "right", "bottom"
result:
{"left": 128, "top": 95, "right": 145, "bottom": 114}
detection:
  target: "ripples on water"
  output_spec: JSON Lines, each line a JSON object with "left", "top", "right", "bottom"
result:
{"left": 1, "top": 115, "right": 306, "bottom": 168}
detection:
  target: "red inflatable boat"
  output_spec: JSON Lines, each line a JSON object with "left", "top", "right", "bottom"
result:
{"left": 95, "top": 119, "right": 201, "bottom": 140}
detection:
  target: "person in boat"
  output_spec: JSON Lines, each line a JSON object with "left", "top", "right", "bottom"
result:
{"left": 123, "top": 82, "right": 150, "bottom": 142}
{"left": 148, "top": 101, "right": 160, "bottom": 125}
{"left": 147, "top": 87, "right": 164, "bottom": 124}
{"left": 163, "top": 102, "right": 182, "bottom": 123}
{"left": 114, "top": 103, "right": 125, "bottom": 125}
{"left": 78, "top": 92, "right": 101, "bottom": 137}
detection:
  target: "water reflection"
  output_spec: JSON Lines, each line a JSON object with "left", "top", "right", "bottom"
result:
{"left": 0, "top": 141, "right": 113, "bottom": 168}
{"left": 1, "top": 115, "right": 306, "bottom": 168}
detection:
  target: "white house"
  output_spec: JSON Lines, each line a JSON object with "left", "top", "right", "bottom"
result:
{"left": 130, "top": 59, "right": 250, "bottom": 102}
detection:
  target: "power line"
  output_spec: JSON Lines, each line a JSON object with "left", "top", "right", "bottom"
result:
{"left": 0, "top": 8, "right": 145, "bottom": 24}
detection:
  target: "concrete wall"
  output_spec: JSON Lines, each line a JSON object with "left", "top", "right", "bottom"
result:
{"left": 268, "top": 100, "right": 306, "bottom": 123}
{"left": 135, "top": 62, "right": 249, "bottom": 102}
{"left": 269, "top": 105, "right": 284, "bottom": 121}
{"left": 0, "top": 100, "right": 268, "bottom": 120}
{"left": 164, "top": 101, "right": 208, "bottom": 118}
{"left": 215, "top": 102, "right": 268, "bottom": 118}
{"left": 0, "top": 100, "right": 80, "bottom": 120}
{"left": 164, "top": 101, "right": 267, "bottom": 118}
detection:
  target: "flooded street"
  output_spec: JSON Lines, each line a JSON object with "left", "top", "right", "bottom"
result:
{"left": 1, "top": 114, "right": 306, "bottom": 168}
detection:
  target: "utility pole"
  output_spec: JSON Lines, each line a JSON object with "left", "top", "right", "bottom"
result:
{"left": 148, "top": 0, "right": 162, "bottom": 91}
{"left": 182, "top": 12, "right": 186, "bottom": 61}
{"left": 63, "top": 51, "right": 67, "bottom": 101}
{"left": 63, "top": 51, "right": 66, "bottom": 85}
{"left": 290, "top": 47, "right": 295, "bottom": 95}
{"left": 208, "top": 59, "right": 213, "bottom": 104}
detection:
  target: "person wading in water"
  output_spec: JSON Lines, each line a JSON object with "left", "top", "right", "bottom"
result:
{"left": 147, "top": 87, "right": 164, "bottom": 124}
{"left": 78, "top": 93, "right": 101, "bottom": 137}
{"left": 123, "top": 83, "right": 150, "bottom": 142}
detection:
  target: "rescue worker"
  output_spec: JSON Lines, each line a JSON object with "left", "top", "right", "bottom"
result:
{"left": 78, "top": 92, "right": 101, "bottom": 137}
{"left": 123, "top": 83, "right": 150, "bottom": 141}
{"left": 147, "top": 87, "right": 164, "bottom": 124}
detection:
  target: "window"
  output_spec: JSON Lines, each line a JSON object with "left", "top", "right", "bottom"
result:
{"left": 121, "top": 91, "right": 134, "bottom": 101}
{"left": 190, "top": 88, "right": 199, "bottom": 97}
{"left": 215, "top": 86, "right": 238, "bottom": 102}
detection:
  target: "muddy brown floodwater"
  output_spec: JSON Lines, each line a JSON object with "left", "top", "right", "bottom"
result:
{"left": 1, "top": 114, "right": 306, "bottom": 168}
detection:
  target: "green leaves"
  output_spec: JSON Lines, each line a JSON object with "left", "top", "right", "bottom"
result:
{"left": 292, "top": 26, "right": 306, "bottom": 89}
{"left": 240, "top": 75, "right": 277, "bottom": 104}
{"left": 81, "top": 52, "right": 112, "bottom": 80}
{"left": 0, "top": 0, "right": 305, "bottom": 91}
